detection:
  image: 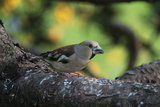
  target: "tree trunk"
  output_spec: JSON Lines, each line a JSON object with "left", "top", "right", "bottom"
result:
{"left": 1, "top": 20, "right": 160, "bottom": 107}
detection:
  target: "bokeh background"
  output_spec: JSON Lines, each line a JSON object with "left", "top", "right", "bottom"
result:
{"left": 1, "top": 0, "right": 160, "bottom": 79}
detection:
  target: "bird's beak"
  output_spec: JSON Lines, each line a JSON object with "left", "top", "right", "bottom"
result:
{"left": 93, "top": 45, "right": 104, "bottom": 54}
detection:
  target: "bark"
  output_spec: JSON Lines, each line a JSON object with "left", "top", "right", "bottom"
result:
{"left": 116, "top": 60, "right": 160, "bottom": 84}
{"left": 1, "top": 20, "right": 160, "bottom": 107}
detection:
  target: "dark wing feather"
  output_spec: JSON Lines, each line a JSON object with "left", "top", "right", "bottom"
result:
{"left": 40, "top": 44, "right": 75, "bottom": 64}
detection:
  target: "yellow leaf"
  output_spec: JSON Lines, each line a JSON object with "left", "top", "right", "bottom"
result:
{"left": 106, "top": 46, "right": 124, "bottom": 65}
{"left": 3, "top": 0, "right": 21, "bottom": 11}
{"left": 48, "top": 25, "right": 64, "bottom": 43}
{"left": 54, "top": 3, "right": 75, "bottom": 24}
{"left": 88, "top": 61, "right": 102, "bottom": 76}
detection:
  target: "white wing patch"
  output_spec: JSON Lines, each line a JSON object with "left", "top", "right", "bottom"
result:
{"left": 53, "top": 53, "right": 61, "bottom": 58}
{"left": 57, "top": 55, "right": 68, "bottom": 62}
{"left": 48, "top": 53, "right": 53, "bottom": 58}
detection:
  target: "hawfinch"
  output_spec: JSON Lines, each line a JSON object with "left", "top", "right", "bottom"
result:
{"left": 40, "top": 40, "right": 104, "bottom": 73}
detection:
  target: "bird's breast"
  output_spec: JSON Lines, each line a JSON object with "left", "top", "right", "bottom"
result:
{"left": 50, "top": 54, "right": 90, "bottom": 73}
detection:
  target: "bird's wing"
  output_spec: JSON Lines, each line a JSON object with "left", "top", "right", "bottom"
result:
{"left": 40, "top": 44, "right": 75, "bottom": 64}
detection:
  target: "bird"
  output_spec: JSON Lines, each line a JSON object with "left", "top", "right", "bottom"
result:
{"left": 40, "top": 40, "right": 104, "bottom": 73}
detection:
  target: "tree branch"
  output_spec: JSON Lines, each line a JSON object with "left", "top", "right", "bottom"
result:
{"left": 108, "top": 21, "right": 141, "bottom": 70}
{"left": 1, "top": 20, "right": 160, "bottom": 107}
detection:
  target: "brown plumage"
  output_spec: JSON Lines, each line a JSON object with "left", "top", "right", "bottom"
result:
{"left": 40, "top": 40, "right": 104, "bottom": 73}
{"left": 40, "top": 45, "right": 75, "bottom": 64}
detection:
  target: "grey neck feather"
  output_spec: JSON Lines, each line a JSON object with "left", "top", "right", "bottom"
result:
{"left": 74, "top": 44, "right": 91, "bottom": 60}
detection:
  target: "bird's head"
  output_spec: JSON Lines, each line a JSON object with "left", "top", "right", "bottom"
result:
{"left": 75, "top": 40, "right": 104, "bottom": 60}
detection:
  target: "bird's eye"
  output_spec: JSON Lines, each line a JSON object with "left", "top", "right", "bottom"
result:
{"left": 88, "top": 44, "right": 93, "bottom": 48}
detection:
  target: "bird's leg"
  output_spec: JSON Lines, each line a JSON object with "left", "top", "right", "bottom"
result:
{"left": 70, "top": 72, "right": 83, "bottom": 76}
{"left": 62, "top": 73, "right": 74, "bottom": 77}
{"left": 63, "top": 72, "right": 83, "bottom": 77}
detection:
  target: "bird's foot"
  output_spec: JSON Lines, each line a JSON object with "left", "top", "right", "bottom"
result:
{"left": 70, "top": 72, "right": 83, "bottom": 76}
{"left": 63, "top": 72, "right": 83, "bottom": 77}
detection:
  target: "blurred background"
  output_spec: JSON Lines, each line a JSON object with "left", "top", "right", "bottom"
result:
{"left": 1, "top": 0, "right": 160, "bottom": 79}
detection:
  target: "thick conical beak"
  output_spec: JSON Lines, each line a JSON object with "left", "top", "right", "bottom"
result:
{"left": 93, "top": 45, "right": 104, "bottom": 54}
